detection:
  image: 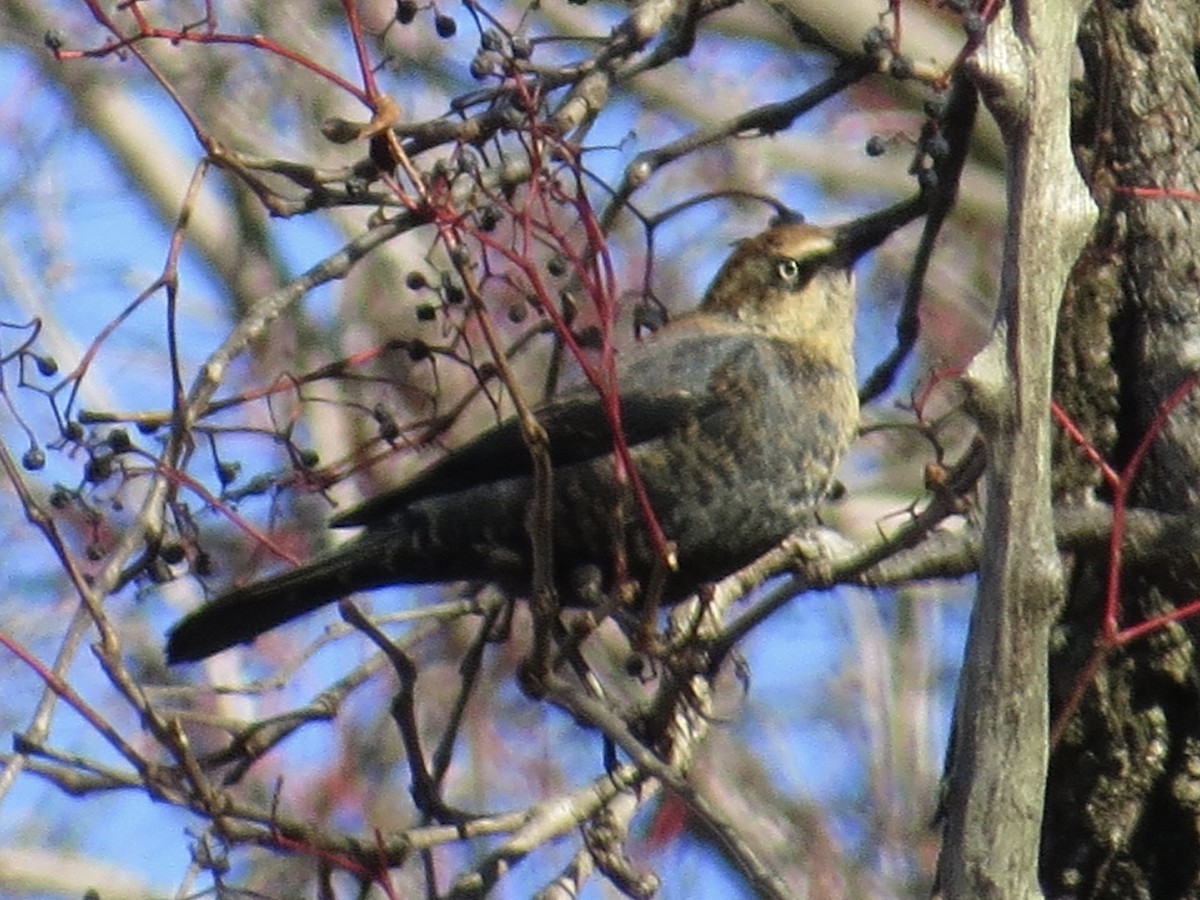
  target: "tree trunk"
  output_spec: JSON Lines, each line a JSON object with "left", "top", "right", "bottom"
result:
{"left": 937, "top": 2, "right": 1096, "bottom": 896}
{"left": 1046, "top": 2, "right": 1200, "bottom": 897}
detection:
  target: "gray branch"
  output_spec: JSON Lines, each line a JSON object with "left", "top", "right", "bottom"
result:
{"left": 936, "top": 2, "right": 1098, "bottom": 897}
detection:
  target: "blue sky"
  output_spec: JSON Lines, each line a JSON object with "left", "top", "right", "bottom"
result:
{"left": 0, "top": 13, "right": 976, "bottom": 896}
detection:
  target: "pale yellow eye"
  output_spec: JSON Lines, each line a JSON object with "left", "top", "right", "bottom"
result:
{"left": 776, "top": 257, "right": 801, "bottom": 285}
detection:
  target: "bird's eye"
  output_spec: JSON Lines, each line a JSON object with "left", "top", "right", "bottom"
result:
{"left": 776, "top": 257, "right": 802, "bottom": 286}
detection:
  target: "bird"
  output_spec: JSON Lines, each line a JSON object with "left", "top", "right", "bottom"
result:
{"left": 165, "top": 220, "right": 872, "bottom": 664}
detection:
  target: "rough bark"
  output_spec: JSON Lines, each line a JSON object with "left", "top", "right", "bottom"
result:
{"left": 1045, "top": 2, "right": 1200, "bottom": 898}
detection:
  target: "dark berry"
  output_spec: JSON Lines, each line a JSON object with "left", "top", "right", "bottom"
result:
{"left": 375, "top": 406, "right": 400, "bottom": 441}
{"left": 160, "top": 543, "right": 186, "bottom": 565}
{"left": 434, "top": 13, "right": 457, "bottom": 38}
{"left": 634, "top": 302, "right": 668, "bottom": 334}
{"left": 470, "top": 51, "right": 497, "bottom": 81}
{"left": 625, "top": 652, "right": 649, "bottom": 679}
{"left": 379, "top": 419, "right": 400, "bottom": 442}
{"left": 84, "top": 454, "right": 113, "bottom": 484}
{"left": 481, "top": 29, "right": 503, "bottom": 52}
{"left": 925, "top": 133, "right": 951, "bottom": 161}
{"left": 862, "top": 26, "right": 888, "bottom": 56}
{"left": 22, "top": 447, "right": 45, "bottom": 471}
{"left": 478, "top": 205, "right": 501, "bottom": 232}
{"left": 395, "top": 0, "right": 418, "bottom": 24}
{"left": 194, "top": 551, "right": 215, "bottom": 577}
{"left": 889, "top": 55, "right": 914, "bottom": 80}
{"left": 107, "top": 428, "right": 131, "bottom": 452}
{"left": 574, "top": 326, "right": 603, "bottom": 349}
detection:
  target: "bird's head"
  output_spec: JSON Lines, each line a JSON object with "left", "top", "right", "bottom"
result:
{"left": 699, "top": 223, "right": 860, "bottom": 354}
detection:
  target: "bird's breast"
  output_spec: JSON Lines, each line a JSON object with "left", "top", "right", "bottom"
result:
{"left": 613, "top": 338, "right": 857, "bottom": 576}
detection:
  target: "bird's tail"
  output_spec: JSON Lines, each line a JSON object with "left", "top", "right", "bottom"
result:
{"left": 165, "top": 536, "right": 400, "bottom": 664}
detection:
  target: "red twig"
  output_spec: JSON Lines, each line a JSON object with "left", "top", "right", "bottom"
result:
{"left": 1105, "top": 371, "right": 1200, "bottom": 641}
{"left": 62, "top": 1, "right": 368, "bottom": 103}
{"left": 911, "top": 366, "right": 963, "bottom": 422}
{"left": 1116, "top": 185, "right": 1200, "bottom": 204}
{"left": 1050, "top": 371, "right": 1200, "bottom": 747}
{"left": 340, "top": 0, "right": 381, "bottom": 101}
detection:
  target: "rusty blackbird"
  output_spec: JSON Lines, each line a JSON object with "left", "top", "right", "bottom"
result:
{"left": 166, "top": 222, "right": 868, "bottom": 663}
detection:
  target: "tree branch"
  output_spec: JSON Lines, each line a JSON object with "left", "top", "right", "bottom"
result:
{"left": 937, "top": 2, "right": 1098, "bottom": 896}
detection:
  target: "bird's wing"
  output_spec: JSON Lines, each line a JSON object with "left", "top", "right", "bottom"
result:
{"left": 331, "top": 377, "right": 708, "bottom": 529}
{"left": 331, "top": 324, "right": 760, "bottom": 529}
